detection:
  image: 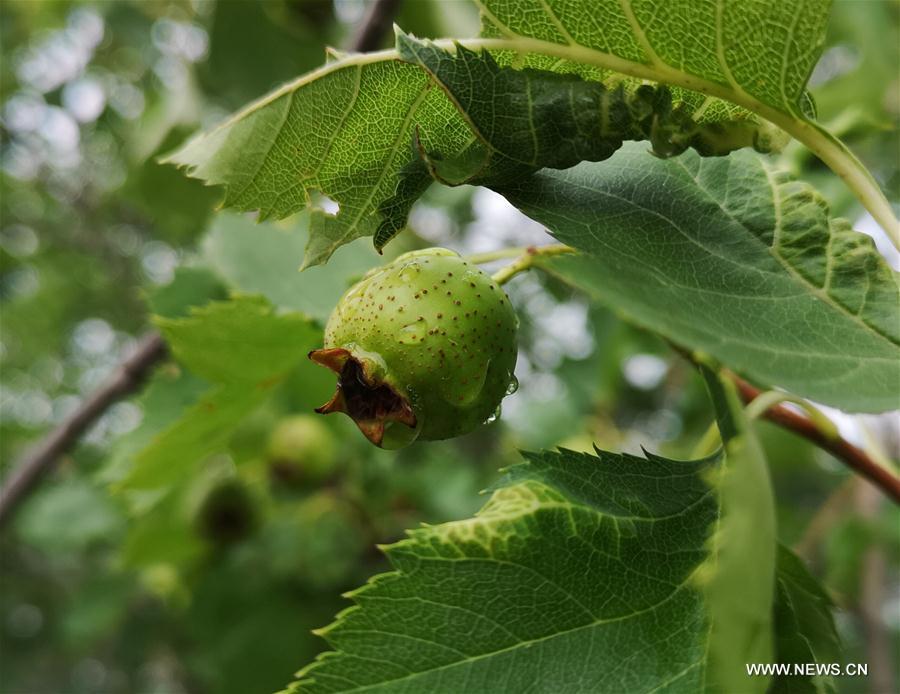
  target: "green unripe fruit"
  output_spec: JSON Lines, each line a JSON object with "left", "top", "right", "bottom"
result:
{"left": 266, "top": 415, "right": 338, "bottom": 485}
{"left": 310, "top": 248, "right": 518, "bottom": 448}
{"left": 195, "top": 479, "right": 257, "bottom": 546}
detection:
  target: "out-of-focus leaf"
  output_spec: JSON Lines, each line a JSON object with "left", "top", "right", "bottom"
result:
{"left": 61, "top": 575, "right": 133, "bottom": 647}
{"left": 121, "top": 490, "right": 204, "bottom": 567}
{"left": 263, "top": 492, "right": 366, "bottom": 591}
{"left": 812, "top": 0, "right": 899, "bottom": 124}
{"left": 146, "top": 266, "right": 228, "bottom": 319}
{"left": 771, "top": 545, "right": 841, "bottom": 694}
{"left": 509, "top": 145, "right": 900, "bottom": 413}
{"left": 118, "top": 296, "right": 321, "bottom": 491}
{"left": 119, "top": 383, "right": 270, "bottom": 491}
{"left": 699, "top": 367, "right": 776, "bottom": 694}
{"left": 121, "top": 128, "right": 221, "bottom": 244}
{"left": 200, "top": 0, "right": 336, "bottom": 108}
{"left": 16, "top": 480, "right": 122, "bottom": 552}
{"left": 156, "top": 295, "right": 319, "bottom": 385}
{"left": 396, "top": 0, "right": 480, "bottom": 42}
{"left": 200, "top": 212, "right": 380, "bottom": 323}
{"left": 186, "top": 555, "right": 341, "bottom": 694}
{"left": 101, "top": 367, "right": 209, "bottom": 485}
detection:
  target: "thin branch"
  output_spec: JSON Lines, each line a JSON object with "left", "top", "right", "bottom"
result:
{"left": 0, "top": 333, "right": 167, "bottom": 526}
{"left": 350, "top": 0, "right": 403, "bottom": 53}
{"left": 491, "top": 244, "right": 576, "bottom": 285}
{"left": 466, "top": 247, "right": 529, "bottom": 265}
{"left": 730, "top": 373, "right": 900, "bottom": 505}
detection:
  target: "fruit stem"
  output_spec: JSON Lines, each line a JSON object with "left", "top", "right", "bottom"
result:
{"left": 488, "top": 244, "right": 576, "bottom": 285}
{"left": 744, "top": 391, "right": 840, "bottom": 442}
{"left": 466, "top": 247, "right": 529, "bottom": 264}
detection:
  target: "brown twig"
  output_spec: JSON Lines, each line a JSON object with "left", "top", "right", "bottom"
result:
{"left": 0, "top": 333, "right": 167, "bottom": 526}
{"left": 731, "top": 373, "right": 900, "bottom": 505}
{"left": 350, "top": 0, "right": 403, "bottom": 52}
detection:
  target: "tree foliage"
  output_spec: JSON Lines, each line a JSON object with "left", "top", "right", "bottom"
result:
{"left": 1, "top": 1, "right": 897, "bottom": 693}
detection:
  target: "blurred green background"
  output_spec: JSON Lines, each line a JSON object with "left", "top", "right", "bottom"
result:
{"left": 0, "top": 2, "right": 897, "bottom": 693}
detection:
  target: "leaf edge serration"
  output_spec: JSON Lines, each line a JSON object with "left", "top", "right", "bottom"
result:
{"left": 283, "top": 445, "right": 723, "bottom": 693}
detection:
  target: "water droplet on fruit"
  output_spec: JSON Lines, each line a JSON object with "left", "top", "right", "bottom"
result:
{"left": 484, "top": 404, "right": 502, "bottom": 424}
{"left": 505, "top": 375, "right": 519, "bottom": 395}
{"left": 442, "top": 359, "right": 489, "bottom": 406}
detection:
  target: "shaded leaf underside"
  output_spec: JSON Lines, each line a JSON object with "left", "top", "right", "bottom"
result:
{"left": 167, "top": 56, "right": 473, "bottom": 268}
{"left": 510, "top": 145, "right": 899, "bottom": 412}
{"left": 475, "top": 0, "right": 825, "bottom": 121}
{"left": 166, "top": 0, "right": 833, "bottom": 266}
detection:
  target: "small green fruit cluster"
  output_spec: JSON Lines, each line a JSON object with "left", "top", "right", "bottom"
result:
{"left": 310, "top": 248, "right": 518, "bottom": 448}
{"left": 266, "top": 415, "right": 338, "bottom": 486}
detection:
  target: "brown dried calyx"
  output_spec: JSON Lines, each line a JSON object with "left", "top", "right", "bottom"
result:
{"left": 308, "top": 348, "right": 416, "bottom": 447}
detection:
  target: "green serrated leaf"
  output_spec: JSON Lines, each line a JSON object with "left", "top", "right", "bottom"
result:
{"left": 167, "top": 0, "right": 897, "bottom": 265}
{"left": 507, "top": 144, "right": 899, "bottom": 413}
{"left": 200, "top": 211, "right": 381, "bottom": 323}
{"left": 288, "top": 446, "right": 720, "bottom": 693}
{"left": 164, "top": 53, "right": 472, "bottom": 267}
{"left": 476, "top": 0, "right": 824, "bottom": 121}
{"left": 287, "top": 380, "right": 781, "bottom": 694}
{"left": 473, "top": 0, "right": 897, "bottom": 244}
{"left": 118, "top": 296, "right": 321, "bottom": 492}
{"left": 397, "top": 33, "right": 781, "bottom": 174}
{"left": 372, "top": 34, "right": 784, "bottom": 252}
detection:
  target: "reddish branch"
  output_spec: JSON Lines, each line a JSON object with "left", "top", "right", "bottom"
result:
{"left": 731, "top": 373, "right": 900, "bottom": 504}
